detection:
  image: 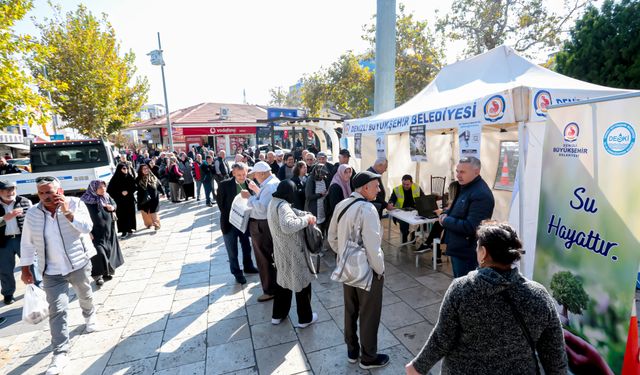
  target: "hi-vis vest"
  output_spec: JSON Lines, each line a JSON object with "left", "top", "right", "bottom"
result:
{"left": 393, "top": 184, "right": 420, "bottom": 208}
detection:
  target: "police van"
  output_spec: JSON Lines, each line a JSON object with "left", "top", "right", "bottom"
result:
{"left": 2, "top": 139, "right": 117, "bottom": 200}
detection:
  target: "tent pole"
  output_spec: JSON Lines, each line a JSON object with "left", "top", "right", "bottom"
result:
{"left": 518, "top": 121, "right": 526, "bottom": 272}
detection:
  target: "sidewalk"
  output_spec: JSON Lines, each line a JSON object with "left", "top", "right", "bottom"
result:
{"left": 0, "top": 199, "right": 452, "bottom": 375}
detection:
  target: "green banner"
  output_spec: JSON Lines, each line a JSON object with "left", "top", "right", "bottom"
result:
{"left": 533, "top": 96, "right": 640, "bottom": 374}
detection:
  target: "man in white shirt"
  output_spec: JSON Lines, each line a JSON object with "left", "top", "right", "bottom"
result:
{"left": 241, "top": 161, "right": 280, "bottom": 302}
{"left": 0, "top": 180, "right": 37, "bottom": 305}
{"left": 328, "top": 171, "right": 389, "bottom": 370}
{"left": 19, "top": 177, "right": 98, "bottom": 375}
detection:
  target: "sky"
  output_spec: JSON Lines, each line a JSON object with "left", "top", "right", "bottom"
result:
{"left": 16, "top": 0, "right": 462, "bottom": 110}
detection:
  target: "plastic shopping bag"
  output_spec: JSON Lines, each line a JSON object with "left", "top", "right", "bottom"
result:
{"left": 22, "top": 284, "right": 49, "bottom": 324}
{"left": 229, "top": 194, "right": 252, "bottom": 233}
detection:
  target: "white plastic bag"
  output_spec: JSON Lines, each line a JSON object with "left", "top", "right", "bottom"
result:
{"left": 229, "top": 194, "right": 252, "bottom": 233}
{"left": 22, "top": 284, "right": 49, "bottom": 324}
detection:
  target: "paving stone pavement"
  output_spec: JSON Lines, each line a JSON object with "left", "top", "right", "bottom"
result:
{"left": 0, "top": 199, "right": 453, "bottom": 375}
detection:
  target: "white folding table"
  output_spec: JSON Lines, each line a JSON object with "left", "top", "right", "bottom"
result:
{"left": 386, "top": 209, "right": 439, "bottom": 270}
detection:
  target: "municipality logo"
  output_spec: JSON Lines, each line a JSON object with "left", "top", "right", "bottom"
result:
{"left": 534, "top": 90, "right": 552, "bottom": 117}
{"left": 563, "top": 122, "right": 579, "bottom": 142}
{"left": 603, "top": 122, "right": 636, "bottom": 156}
{"left": 484, "top": 95, "right": 505, "bottom": 122}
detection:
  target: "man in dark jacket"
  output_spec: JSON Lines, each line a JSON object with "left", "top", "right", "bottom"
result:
{"left": 277, "top": 153, "right": 295, "bottom": 180}
{"left": 213, "top": 150, "right": 231, "bottom": 194}
{"left": 0, "top": 158, "right": 20, "bottom": 175}
{"left": 0, "top": 180, "right": 37, "bottom": 305}
{"left": 367, "top": 158, "right": 388, "bottom": 219}
{"left": 215, "top": 163, "right": 259, "bottom": 284}
{"left": 201, "top": 155, "right": 216, "bottom": 206}
{"left": 439, "top": 157, "right": 494, "bottom": 277}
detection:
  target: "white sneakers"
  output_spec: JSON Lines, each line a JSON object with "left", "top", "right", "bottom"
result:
{"left": 271, "top": 318, "right": 282, "bottom": 325}
{"left": 295, "top": 312, "right": 318, "bottom": 329}
{"left": 45, "top": 353, "right": 69, "bottom": 375}
{"left": 85, "top": 313, "right": 99, "bottom": 333}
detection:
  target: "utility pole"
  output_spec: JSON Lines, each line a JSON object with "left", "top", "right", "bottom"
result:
{"left": 148, "top": 32, "right": 173, "bottom": 151}
{"left": 373, "top": 0, "right": 396, "bottom": 115}
{"left": 42, "top": 65, "right": 59, "bottom": 135}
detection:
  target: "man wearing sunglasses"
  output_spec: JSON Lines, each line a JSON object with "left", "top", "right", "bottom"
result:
{"left": 19, "top": 176, "right": 98, "bottom": 375}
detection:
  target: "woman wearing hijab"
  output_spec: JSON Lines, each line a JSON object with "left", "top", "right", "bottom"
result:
{"left": 81, "top": 180, "right": 124, "bottom": 285}
{"left": 305, "top": 163, "right": 329, "bottom": 231}
{"left": 135, "top": 163, "right": 165, "bottom": 230}
{"left": 325, "top": 164, "right": 353, "bottom": 224}
{"left": 267, "top": 180, "right": 319, "bottom": 328}
{"left": 178, "top": 152, "right": 195, "bottom": 200}
{"left": 107, "top": 163, "right": 137, "bottom": 238}
{"left": 290, "top": 161, "right": 308, "bottom": 210}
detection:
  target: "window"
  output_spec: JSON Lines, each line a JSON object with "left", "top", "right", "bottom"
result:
{"left": 31, "top": 143, "right": 111, "bottom": 173}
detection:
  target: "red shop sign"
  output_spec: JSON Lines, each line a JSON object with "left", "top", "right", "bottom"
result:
{"left": 162, "top": 126, "right": 257, "bottom": 136}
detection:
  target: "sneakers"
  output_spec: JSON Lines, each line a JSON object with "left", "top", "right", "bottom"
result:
{"left": 359, "top": 354, "right": 390, "bottom": 369}
{"left": 120, "top": 233, "right": 129, "bottom": 239}
{"left": 235, "top": 275, "right": 247, "bottom": 285}
{"left": 95, "top": 277, "right": 104, "bottom": 286}
{"left": 347, "top": 352, "right": 359, "bottom": 364}
{"left": 295, "top": 312, "right": 318, "bottom": 328}
{"left": 271, "top": 318, "right": 282, "bottom": 325}
{"left": 257, "top": 294, "right": 274, "bottom": 302}
{"left": 45, "top": 353, "right": 69, "bottom": 375}
{"left": 85, "top": 313, "right": 99, "bottom": 333}
{"left": 3, "top": 295, "right": 15, "bottom": 305}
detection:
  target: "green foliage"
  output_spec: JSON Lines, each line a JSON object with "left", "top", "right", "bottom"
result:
{"left": 0, "top": 0, "right": 50, "bottom": 128}
{"left": 33, "top": 4, "right": 149, "bottom": 138}
{"left": 268, "top": 86, "right": 301, "bottom": 108}
{"left": 550, "top": 271, "right": 590, "bottom": 315}
{"left": 555, "top": 0, "right": 640, "bottom": 89}
{"left": 438, "top": 0, "right": 591, "bottom": 57}
{"left": 277, "top": 4, "right": 444, "bottom": 118}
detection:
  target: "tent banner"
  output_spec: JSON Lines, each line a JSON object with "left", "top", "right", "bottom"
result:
{"left": 376, "top": 133, "right": 386, "bottom": 158}
{"left": 532, "top": 98, "right": 640, "bottom": 374}
{"left": 344, "top": 90, "right": 515, "bottom": 136}
{"left": 409, "top": 125, "right": 427, "bottom": 162}
{"left": 354, "top": 133, "right": 362, "bottom": 159}
{"left": 529, "top": 87, "right": 627, "bottom": 122}
{"left": 458, "top": 123, "right": 481, "bottom": 159}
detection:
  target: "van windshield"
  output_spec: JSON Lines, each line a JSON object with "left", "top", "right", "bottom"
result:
{"left": 30, "top": 143, "right": 111, "bottom": 173}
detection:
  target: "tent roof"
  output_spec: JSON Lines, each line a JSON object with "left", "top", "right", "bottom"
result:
{"left": 349, "top": 45, "right": 629, "bottom": 129}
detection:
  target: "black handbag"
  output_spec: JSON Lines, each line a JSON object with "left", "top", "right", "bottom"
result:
{"left": 303, "top": 224, "right": 323, "bottom": 254}
{"left": 501, "top": 290, "right": 542, "bottom": 375}
{"left": 138, "top": 190, "right": 151, "bottom": 205}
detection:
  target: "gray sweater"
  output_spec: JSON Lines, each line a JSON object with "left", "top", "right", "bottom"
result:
{"left": 412, "top": 267, "right": 567, "bottom": 375}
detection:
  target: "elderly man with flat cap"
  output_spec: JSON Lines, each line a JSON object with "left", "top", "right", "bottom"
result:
{"left": 328, "top": 171, "right": 389, "bottom": 370}
{"left": 0, "top": 180, "right": 38, "bottom": 305}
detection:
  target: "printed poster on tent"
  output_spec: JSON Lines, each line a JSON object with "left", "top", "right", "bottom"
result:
{"left": 354, "top": 133, "right": 362, "bottom": 159}
{"left": 458, "top": 123, "right": 481, "bottom": 159}
{"left": 533, "top": 99, "right": 640, "bottom": 374}
{"left": 409, "top": 125, "right": 427, "bottom": 162}
{"left": 376, "top": 133, "right": 386, "bottom": 158}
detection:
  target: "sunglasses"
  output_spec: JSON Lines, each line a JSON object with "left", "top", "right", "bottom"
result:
{"left": 35, "top": 176, "right": 59, "bottom": 183}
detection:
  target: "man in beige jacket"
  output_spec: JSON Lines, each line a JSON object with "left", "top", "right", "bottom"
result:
{"left": 328, "top": 171, "right": 388, "bottom": 370}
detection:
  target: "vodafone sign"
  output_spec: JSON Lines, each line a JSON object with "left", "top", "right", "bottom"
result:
{"left": 162, "top": 126, "right": 258, "bottom": 136}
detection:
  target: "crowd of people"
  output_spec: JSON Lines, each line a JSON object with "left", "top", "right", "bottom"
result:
{"left": 0, "top": 141, "right": 571, "bottom": 374}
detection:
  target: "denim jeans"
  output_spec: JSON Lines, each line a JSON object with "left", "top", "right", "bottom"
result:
{"left": 0, "top": 236, "right": 40, "bottom": 298}
{"left": 195, "top": 180, "right": 203, "bottom": 200}
{"left": 450, "top": 256, "right": 478, "bottom": 278}
{"left": 43, "top": 263, "right": 95, "bottom": 354}
{"left": 202, "top": 179, "right": 213, "bottom": 204}
{"left": 222, "top": 228, "right": 254, "bottom": 277}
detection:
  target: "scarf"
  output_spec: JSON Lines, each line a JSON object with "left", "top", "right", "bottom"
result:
{"left": 80, "top": 180, "right": 110, "bottom": 205}
{"left": 330, "top": 164, "right": 352, "bottom": 199}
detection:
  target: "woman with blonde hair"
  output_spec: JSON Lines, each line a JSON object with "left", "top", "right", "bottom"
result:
{"left": 136, "top": 163, "right": 165, "bottom": 230}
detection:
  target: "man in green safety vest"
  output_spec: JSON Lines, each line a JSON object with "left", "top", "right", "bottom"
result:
{"left": 387, "top": 174, "right": 425, "bottom": 243}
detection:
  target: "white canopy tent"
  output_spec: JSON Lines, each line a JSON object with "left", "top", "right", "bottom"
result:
{"left": 344, "top": 45, "right": 631, "bottom": 277}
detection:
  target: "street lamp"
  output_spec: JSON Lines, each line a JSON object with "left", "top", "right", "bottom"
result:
{"left": 148, "top": 32, "right": 174, "bottom": 151}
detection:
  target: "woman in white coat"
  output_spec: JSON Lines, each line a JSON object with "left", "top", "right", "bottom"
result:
{"left": 267, "top": 180, "right": 319, "bottom": 328}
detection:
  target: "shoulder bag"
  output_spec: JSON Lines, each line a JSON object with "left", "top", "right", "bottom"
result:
{"left": 330, "top": 198, "right": 375, "bottom": 291}
{"left": 501, "top": 290, "right": 542, "bottom": 375}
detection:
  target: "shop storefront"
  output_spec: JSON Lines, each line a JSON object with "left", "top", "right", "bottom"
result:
{"left": 161, "top": 126, "right": 261, "bottom": 154}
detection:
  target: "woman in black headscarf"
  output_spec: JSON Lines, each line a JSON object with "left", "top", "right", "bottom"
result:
{"left": 107, "top": 163, "right": 137, "bottom": 238}
{"left": 267, "top": 180, "right": 319, "bottom": 328}
{"left": 81, "top": 180, "right": 124, "bottom": 285}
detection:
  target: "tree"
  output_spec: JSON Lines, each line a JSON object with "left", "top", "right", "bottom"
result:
{"left": 438, "top": 0, "right": 591, "bottom": 58}
{"left": 555, "top": 0, "right": 640, "bottom": 89}
{"left": 33, "top": 4, "right": 149, "bottom": 138}
{"left": 550, "top": 271, "right": 590, "bottom": 320}
{"left": 268, "top": 85, "right": 302, "bottom": 107}
{"left": 0, "top": 0, "right": 50, "bottom": 128}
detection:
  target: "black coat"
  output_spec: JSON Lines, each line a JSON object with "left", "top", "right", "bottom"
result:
{"left": 367, "top": 166, "right": 386, "bottom": 218}
{"left": 325, "top": 183, "right": 346, "bottom": 223}
{"left": 442, "top": 176, "right": 495, "bottom": 260}
{"left": 304, "top": 177, "right": 329, "bottom": 217}
{"left": 135, "top": 179, "right": 164, "bottom": 213}
{"left": 86, "top": 198, "right": 124, "bottom": 277}
{"left": 215, "top": 178, "right": 248, "bottom": 235}
{"left": 107, "top": 172, "right": 137, "bottom": 233}
{"left": 290, "top": 175, "right": 306, "bottom": 211}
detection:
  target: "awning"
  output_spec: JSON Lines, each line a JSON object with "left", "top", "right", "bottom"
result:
{"left": 6, "top": 143, "right": 29, "bottom": 151}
